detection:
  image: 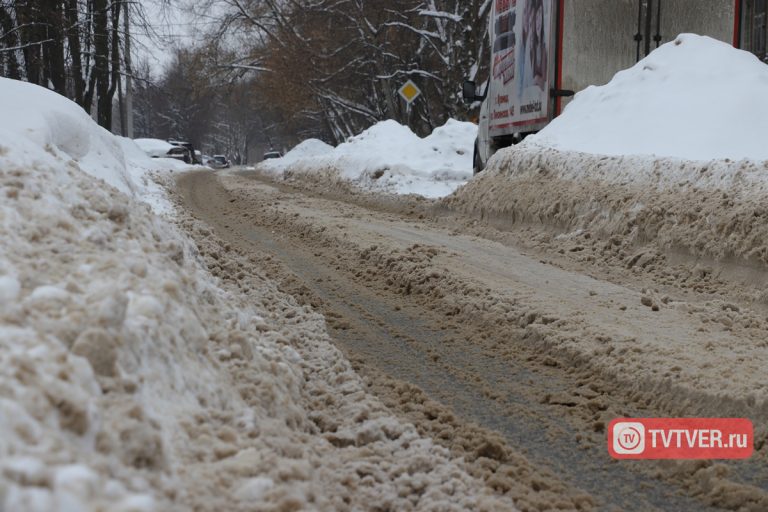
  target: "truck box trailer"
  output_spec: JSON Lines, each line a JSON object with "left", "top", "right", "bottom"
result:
{"left": 464, "top": 0, "right": 766, "bottom": 173}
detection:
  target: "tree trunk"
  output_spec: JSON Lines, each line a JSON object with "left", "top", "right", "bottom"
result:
{"left": 65, "top": 0, "right": 85, "bottom": 106}
{"left": 42, "top": 0, "right": 67, "bottom": 94}
{"left": 0, "top": 5, "right": 22, "bottom": 79}
{"left": 106, "top": 0, "right": 122, "bottom": 127}
{"left": 93, "top": 0, "right": 111, "bottom": 128}
{"left": 123, "top": 0, "right": 134, "bottom": 137}
{"left": 16, "top": 2, "right": 43, "bottom": 85}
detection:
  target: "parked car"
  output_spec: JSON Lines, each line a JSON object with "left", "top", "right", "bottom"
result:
{"left": 168, "top": 140, "right": 201, "bottom": 164}
{"left": 134, "top": 139, "right": 182, "bottom": 160}
{"left": 165, "top": 145, "right": 193, "bottom": 163}
{"left": 263, "top": 151, "right": 282, "bottom": 160}
{"left": 210, "top": 155, "right": 230, "bottom": 169}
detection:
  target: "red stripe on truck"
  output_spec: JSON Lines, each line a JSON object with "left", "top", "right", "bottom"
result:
{"left": 490, "top": 116, "right": 549, "bottom": 130}
{"left": 556, "top": 0, "right": 565, "bottom": 116}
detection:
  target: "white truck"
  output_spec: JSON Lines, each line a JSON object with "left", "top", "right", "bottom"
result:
{"left": 463, "top": 0, "right": 755, "bottom": 173}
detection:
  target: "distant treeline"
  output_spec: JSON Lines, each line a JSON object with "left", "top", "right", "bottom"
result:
{"left": 1, "top": 1, "right": 492, "bottom": 154}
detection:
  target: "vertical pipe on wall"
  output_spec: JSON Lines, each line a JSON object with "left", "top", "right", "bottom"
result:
{"left": 733, "top": 0, "right": 743, "bottom": 48}
{"left": 644, "top": 0, "right": 654, "bottom": 56}
{"left": 555, "top": 0, "right": 565, "bottom": 116}
{"left": 635, "top": 0, "right": 644, "bottom": 61}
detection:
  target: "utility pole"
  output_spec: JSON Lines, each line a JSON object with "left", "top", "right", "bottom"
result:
{"left": 123, "top": 0, "right": 134, "bottom": 138}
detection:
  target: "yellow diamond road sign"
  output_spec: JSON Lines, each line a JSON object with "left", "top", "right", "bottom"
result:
{"left": 398, "top": 80, "right": 421, "bottom": 104}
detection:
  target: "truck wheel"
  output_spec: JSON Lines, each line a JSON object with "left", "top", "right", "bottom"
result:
{"left": 473, "top": 142, "right": 485, "bottom": 175}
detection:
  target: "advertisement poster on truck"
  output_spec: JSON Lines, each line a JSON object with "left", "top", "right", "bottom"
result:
{"left": 489, "top": 0, "right": 552, "bottom": 136}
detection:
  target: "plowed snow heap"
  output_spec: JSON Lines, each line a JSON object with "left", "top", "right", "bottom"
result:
{"left": 446, "top": 34, "right": 768, "bottom": 268}
{"left": 261, "top": 119, "right": 478, "bottom": 198}
{"left": 0, "top": 78, "right": 511, "bottom": 511}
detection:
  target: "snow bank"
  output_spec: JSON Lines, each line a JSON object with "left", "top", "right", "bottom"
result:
{"left": 0, "top": 77, "right": 136, "bottom": 195}
{"left": 0, "top": 79, "right": 512, "bottom": 509}
{"left": 526, "top": 34, "right": 768, "bottom": 161}
{"left": 275, "top": 138, "right": 334, "bottom": 165}
{"left": 446, "top": 35, "right": 768, "bottom": 268}
{"left": 132, "top": 139, "right": 194, "bottom": 172}
{"left": 261, "top": 119, "right": 477, "bottom": 198}
{"left": 0, "top": 78, "right": 193, "bottom": 217}
{"left": 118, "top": 137, "right": 191, "bottom": 216}
{"left": 134, "top": 138, "right": 177, "bottom": 159}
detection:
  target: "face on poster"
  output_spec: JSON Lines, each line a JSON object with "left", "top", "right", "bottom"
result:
{"left": 490, "top": 0, "right": 551, "bottom": 133}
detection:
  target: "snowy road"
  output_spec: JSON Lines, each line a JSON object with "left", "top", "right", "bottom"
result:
{"left": 176, "top": 169, "right": 768, "bottom": 511}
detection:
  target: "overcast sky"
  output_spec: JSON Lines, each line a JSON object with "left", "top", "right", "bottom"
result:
{"left": 132, "top": 0, "right": 213, "bottom": 73}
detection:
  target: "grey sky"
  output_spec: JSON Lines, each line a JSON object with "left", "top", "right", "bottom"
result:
{"left": 132, "top": 0, "right": 213, "bottom": 72}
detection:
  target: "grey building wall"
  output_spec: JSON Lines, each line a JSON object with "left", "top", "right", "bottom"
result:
{"left": 560, "top": 0, "right": 637, "bottom": 98}
{"left": 560, "top": 0, "right": 737, "bottom": 101}
{"left": 662, "top": 0, "right": 735, "bottom": 45}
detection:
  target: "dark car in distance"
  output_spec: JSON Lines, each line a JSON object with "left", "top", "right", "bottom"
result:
{"left": 168, "top": 140, "right": 202, "bottom": 164}
{"left": 210, "top": 155, "right": 230, "bottom": 169}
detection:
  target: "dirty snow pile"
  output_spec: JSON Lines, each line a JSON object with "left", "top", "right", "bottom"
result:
{"left": 447, "top": 35, "right": 768, "bottom": 267}
{"left": 261, "top": 119, "right": 477, "bottom": 198}
{"left": 0, "top": 78, "right": 512, "bottom": 511}
{"left": 0, "top": 77, "right": 190, "bottom": 217}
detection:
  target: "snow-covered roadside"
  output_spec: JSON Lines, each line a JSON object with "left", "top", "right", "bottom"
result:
{"left": 0, "top": 81, "right": 512, "bottom": 510}
{"left": 0, "top": 77, "right": 195, "bottom": 218}
{"left": 117, "top": 137, "right": 194, "bottom": 217}
{"left": 446, "top": 35, "right": 768, "bottom": 271}
{"left": 260, "top": 119, "right": 477, "bottom": 199}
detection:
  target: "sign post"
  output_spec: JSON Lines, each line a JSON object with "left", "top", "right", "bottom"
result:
{"left": 398, "top": 80, "right": 422, "bottom": 116}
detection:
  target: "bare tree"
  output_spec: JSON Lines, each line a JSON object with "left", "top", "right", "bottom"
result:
{"left": 0, "top": 0, "right": 160, "bottom": 131}
{"left": 199, "top": 0, "right": 489, "bottom": 144}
